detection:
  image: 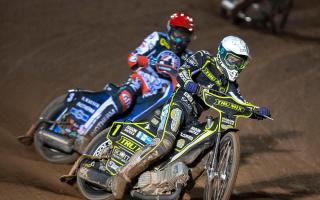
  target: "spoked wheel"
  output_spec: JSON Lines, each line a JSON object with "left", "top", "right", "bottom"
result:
{"left": 270, "top": 0, "right": 293, "bottom": 34}
{"left": 204, "top": 132, "right": 240, "bottom": 200}
{"left": 77, "top": 129, "right": 114, "bottom": 200}
{"left": 33, "top": 95, "right": 79, "bottom": 164}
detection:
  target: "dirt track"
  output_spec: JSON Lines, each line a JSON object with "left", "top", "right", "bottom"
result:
{"left": 1, "top": 0, "right": 320, "bottom": 199}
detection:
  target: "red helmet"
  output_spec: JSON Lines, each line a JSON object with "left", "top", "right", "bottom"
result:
{"left": 168, "top": 12, "right": 194, "bottom": 33}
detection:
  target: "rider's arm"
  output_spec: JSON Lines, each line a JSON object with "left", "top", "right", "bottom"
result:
{"left": 177, "top": 50, "right": 206, "bottom": 89}
{"left": 128, "top": 32, "right": 160, "bottom": 70}
{"left": 228, "top": 83, "right": 259, "bottom": 118}
{"left": 179, "top": 49, "right": 194, "bottom": 67}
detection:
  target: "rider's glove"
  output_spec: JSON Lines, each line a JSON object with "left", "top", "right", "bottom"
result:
{"left": 185, "top": 81, "right": 199, "bottom": 94}
{"left": 255, "top": 106, "right": 271, "bottom": 120}
{"left": 137, "top": 55, "right": 149, "bottom": 68}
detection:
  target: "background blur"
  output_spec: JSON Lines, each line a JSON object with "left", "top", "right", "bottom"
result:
{"left": 1, "top": 0, "right": 320, "bottom": 199}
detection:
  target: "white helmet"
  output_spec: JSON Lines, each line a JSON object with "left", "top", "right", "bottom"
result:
{"left": 216, "top": 36, "right": 250, "bottom": 81}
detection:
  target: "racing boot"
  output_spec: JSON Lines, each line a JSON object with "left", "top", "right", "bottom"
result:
{"left": 110, "top": 134, "right": 175, "bottom": 199}
{"left": 109, "top": 147, "right": 156, "bottom": 199}
{"left": 109, "top": 137, "right": 162, "bottom": 199}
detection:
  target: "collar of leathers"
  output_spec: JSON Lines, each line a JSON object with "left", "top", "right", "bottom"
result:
{"left": 200, "top": 58, "right": 229, "bottom": 94}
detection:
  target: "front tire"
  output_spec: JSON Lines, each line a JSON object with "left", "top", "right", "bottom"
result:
{"left": 203, "top": 132, "right": 240, "bottom": 200}
{"left": 33, "top": 95, "right": 79, "bottom": 164}
{"left": 77, "top": 129, "right": 114, "bottom": 200}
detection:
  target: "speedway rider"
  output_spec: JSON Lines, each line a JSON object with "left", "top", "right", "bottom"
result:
{"left": 76, "top": 12, "right": 194, "bottom": 147}
{"left": 109, "top": 35, "right": 271, "bottom": 199}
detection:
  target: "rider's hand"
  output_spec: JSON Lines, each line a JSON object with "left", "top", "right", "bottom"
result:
{"left": 255, "top": 106, "right": 271, "bottom": 120}
{"left": 137, "top": 55, "right": 149, "bottom": 68}
{"left": 185, "top": 81, "right": 199, "bottom": 94}
{"left": 196, "top": 85, "right": 206, "bottom": 97}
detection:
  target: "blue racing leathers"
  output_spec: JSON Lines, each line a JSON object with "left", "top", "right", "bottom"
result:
{"left": 79, "top": 32, "right": 192, "bottom": 137}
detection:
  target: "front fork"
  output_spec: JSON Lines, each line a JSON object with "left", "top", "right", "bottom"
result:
{"left": 205, "top": 132, "right": 222, "bottom": 182}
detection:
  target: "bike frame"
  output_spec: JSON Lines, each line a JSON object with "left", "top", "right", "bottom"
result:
{"left": 199, "top": 88, "right": 257, "bottom": 197}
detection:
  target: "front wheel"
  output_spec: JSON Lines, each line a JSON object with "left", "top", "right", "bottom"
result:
{"left": 33, "top": 95, "right": 79, "bottom": 164}
{"left": 203, "top": 132, "right": 240, "bottom": 200}
{"left": 77, "top": 129, "right": 114, "bottom": 200}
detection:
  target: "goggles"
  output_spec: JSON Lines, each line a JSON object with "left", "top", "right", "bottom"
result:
{"left": 219, "top": 45, "right": 248, "bottom": 71}
{"left": 169, "top": 28, "right": 191, "bottom": 46}
{"left": 225, "top": 53, "right": 247, "bottom": 71}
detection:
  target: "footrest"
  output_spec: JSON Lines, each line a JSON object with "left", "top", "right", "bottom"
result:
{"left": 59, "top": 174, "right": 76, "bottom": 185}
{"left": 17, "top": 135, "right": 33, "bottom": 146}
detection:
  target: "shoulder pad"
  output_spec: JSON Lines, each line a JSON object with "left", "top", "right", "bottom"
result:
{"left": 146, "top": 31, "right": 160, "bottom": 42}
{"left": 158, "top": 31, "right": 169, "bottom": 39}
{"left": 198, "top": 50, "right": 211, "bottom": 56}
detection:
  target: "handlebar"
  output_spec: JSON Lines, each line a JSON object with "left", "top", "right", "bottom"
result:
{"left": 252, "top": 110, "right": 274, "bottom": 120}
{"left": 198, "top": 86, "right": 273, "bottom": 120}
{"left": 264, "top": 115, "right": 274, "bottom": 120}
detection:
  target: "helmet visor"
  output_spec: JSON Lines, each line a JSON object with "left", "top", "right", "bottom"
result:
{"left": 225, "top": 53, "right": 248, "bottom": 71}
{"left": 169, "top": 28, "right": 191, "bottom": 47}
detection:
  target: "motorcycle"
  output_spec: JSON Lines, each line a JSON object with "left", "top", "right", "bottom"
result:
{"left": 60, "top": 87, "right": 272, "bottom": 200}
{"left": 219, "top": 0, "right": 293, "bottom": 34}
{"left": 17, "top": 50, "right": 179, "bottom": 164}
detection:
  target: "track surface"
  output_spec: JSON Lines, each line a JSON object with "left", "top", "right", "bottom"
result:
{"left": 1, "top": 0, "right": 320, "bottom": 199}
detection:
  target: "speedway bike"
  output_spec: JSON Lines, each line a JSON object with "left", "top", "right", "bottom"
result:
{"left": 219, "top": 0, "right": 293, "bottom": 34}
{"left": 17, "top": 50, "right": 179, "bottom": 164}
{"left": 60, "top": 87, "right": 272, "bottom": 200}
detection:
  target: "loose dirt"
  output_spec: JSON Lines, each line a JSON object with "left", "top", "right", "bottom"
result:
{"left": 1, "top": 0, "right": 319, "bottom": 199}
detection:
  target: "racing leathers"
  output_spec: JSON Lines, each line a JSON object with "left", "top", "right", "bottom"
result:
{"left": 78, "top": 31, "right": 192, "bottom": 138}
{"left": 156, "top": 50, "right": 260, "bottom": 138}
{"left": 111, "top": 31, "right": 192, "bottom": 124}
{"left": 109, "top": 50, "right": 257, "bottom": 199}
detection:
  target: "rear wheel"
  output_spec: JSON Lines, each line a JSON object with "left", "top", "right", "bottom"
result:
{"left": 77, "top": 129, "right": 114, "bottom": 200}
{"left": 33, "top": 95, "right": 79, "bottom": 164}
{"left": 204, "top": 132, "right": 240, "bottom": 200}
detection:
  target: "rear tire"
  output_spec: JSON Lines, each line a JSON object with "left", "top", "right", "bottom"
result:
{"left": 203, "top": 132, "right": 240, "bottom": 200}
{"left": 77, "top": 129, "right": 114, "bottom": 200}
{"left": 34, "top": 95, "right": 79, "bottom": 164}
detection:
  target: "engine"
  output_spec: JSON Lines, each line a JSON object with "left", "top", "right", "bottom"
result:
{"left": 134, "top": 162, "right": 189, "bottom": 195}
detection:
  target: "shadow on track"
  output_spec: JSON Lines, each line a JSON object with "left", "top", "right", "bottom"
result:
{"left": 240, "top": 130, "right": 301, "bottom": 165}
{"left": 232, "top": 173, "right": 320, "bottom": 200}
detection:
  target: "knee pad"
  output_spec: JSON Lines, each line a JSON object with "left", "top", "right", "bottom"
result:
{"left": 152, "top": 133, "right": 175, "bottom": 158}
{"left": 137, "top": 133, "right": 175, "bottom": 162}
{"left": 118, "top": 90, "right": 133, "bottom": 112}
{"left": 113, "top": 86, "right": 136, "bottom": 112}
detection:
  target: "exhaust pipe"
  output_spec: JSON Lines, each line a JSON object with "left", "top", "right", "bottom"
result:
{"left": 38, "top": 129, "right": 75, "bottom": 153}
{"left": 78, "top": 166, "right": 111, "bottom": 189}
